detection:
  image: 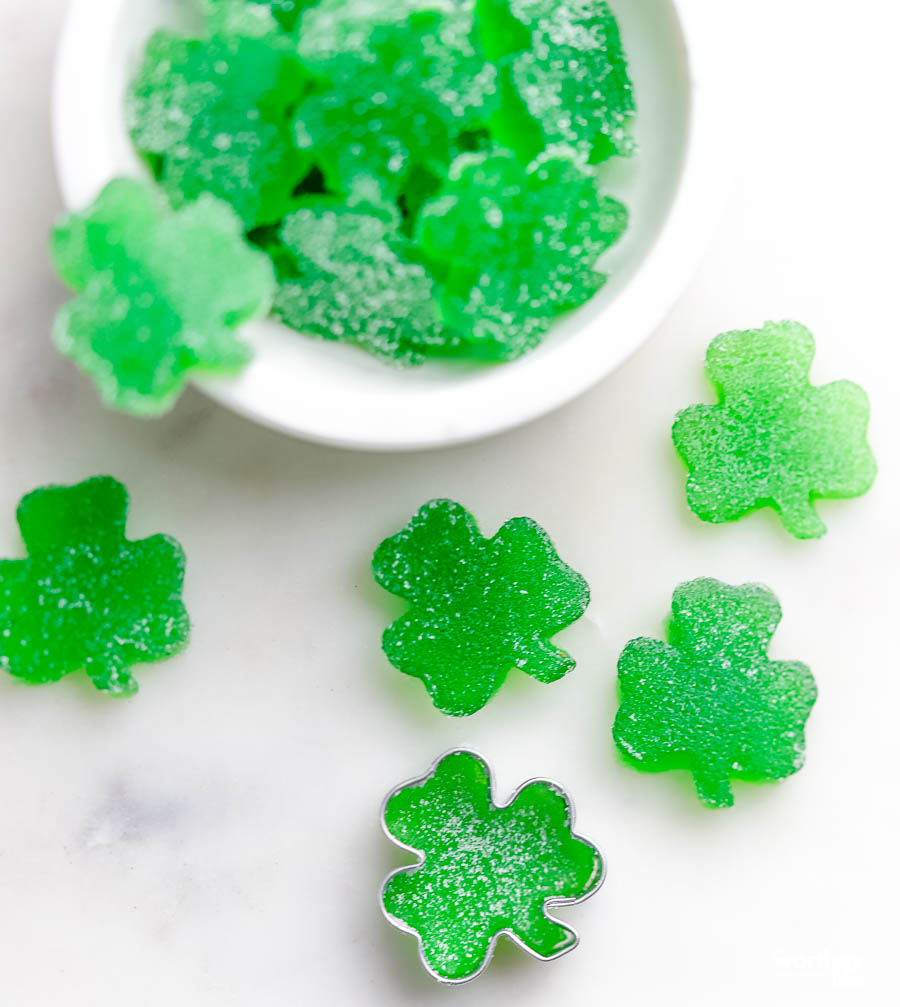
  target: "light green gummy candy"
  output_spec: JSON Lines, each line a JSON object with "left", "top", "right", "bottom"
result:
{"left": 373, "top": 499, "right": 589, "bottom": 716}
{"left": 51, "top": 178, "right": 275, "bottom": 415}
{"left": 417, "top": 149, "right": 627, "bottom": 358}
{"left": 127, "top": 29, "right": 310, "bottom": 228}
{"left": 673, "top": 321, "right": 877, "bottom": 538}
{"left": 613, "top": 578, "right": 818, "bottom": 808}
{"left": 273, "top": 204, "right": 448, "bottom": 361}
{"left": 382, "top": 750, "right": 603, "bottom": 983}
{"left": 0, "top": 476, "right": 188, "bottom": 696}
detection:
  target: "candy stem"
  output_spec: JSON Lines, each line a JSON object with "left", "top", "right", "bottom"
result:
{"left": 776, "top": 493, "right": 826, "bottom": 539}
{"left": 693, "top": 768, "right": 734, "bottom": 808}
{"left": 516, "top": 914, "right": 576, "bottom": 957}
{"left": 519, "top": 638, "right": 574, "bottom": 683}
{"left": 88, "top": 659, "right": 137, "bottom": 697}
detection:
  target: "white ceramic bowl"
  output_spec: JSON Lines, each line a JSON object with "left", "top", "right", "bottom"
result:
{"left": 53, "top": 0, "right": 727, "bottom": 450}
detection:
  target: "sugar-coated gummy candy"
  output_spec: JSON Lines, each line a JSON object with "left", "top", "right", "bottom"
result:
{"left": 480, "top": 0, "right": 635, "bottom": 162}
{"left": 124, "top": 0, "right": 634, "bottom": 363}
{"left": 417, "top": 149, "right": 627, "bottom": 357}
{"left": 127, "top": 29, "right": 310, "bottom": 228}
{"left": 0, "top": 477, "right": 189, "bottom": 697}
{"left": 295, "top": 4, "right": 496, "bottom": 204}
{"left": 201, "top": 0, "right": 286, "bottom": 38}
{"left": 272, "top": 205, "right": 448, "bottom": 360}
{"left": 298, "top": 0, "right": 474, "bottom": 66}
{"left": 382, "top": 750, "right": 603, "bottom": 983}
{"left": 613, "top": 578, "right": 817, "bottom": 808}
{"left": 673, "top": 321, "right": 877, "bottom": 539}
{"left": 373, "top": 499, "right": 589, "bottom": 716}
{"left": 202, "top": 0, "right": 309, "bottom": 37}
{"left": 51, "top": 178, "right": 275, "bottom": 415}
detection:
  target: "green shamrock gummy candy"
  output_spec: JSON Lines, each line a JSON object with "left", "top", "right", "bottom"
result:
{"left": 673, "top": 321, "right": 877, "bottom": 538}
{"left": 295, "top": 5, "right": 496, "bottom": 205}
{"left": 127, "top": 29, "right": 310, "bottom": 227}
{"left": 613, "top": 578, "right": 817, "bottom": 808}
{"left": 417, "top": 149, "right": 627, "bottom": 357}
{"left": 0, "top": 477, "right": 189, "bottom": 696}
{"left": 51, "top": 178, "right": 275, "bottom": 416}
{"left": 373, "top": 499, "right": 589, "bottom": 716}
{"left": 272, "top": 204, "right": 449, "bottom": 361}
{"left": 382, "top": 749, "right": 604, "bottom": 983}
{"left": 480, "top": 0, "right": 635, "bottom": 163}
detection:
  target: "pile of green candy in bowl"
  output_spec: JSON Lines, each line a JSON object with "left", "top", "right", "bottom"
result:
{"left": 52, "top": 0, "right": 704, "bottom": 445}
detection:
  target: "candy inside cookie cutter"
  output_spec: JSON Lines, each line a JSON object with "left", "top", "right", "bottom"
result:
{"left": 380, "top": 749, "right": 606, "bottom": 984}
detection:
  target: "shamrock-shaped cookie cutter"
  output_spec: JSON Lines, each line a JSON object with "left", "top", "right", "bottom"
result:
{"left": 380, "top": 749, "right": 605, "bottom": 984}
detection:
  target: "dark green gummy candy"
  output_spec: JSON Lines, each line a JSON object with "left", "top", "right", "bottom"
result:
{"left": 373, "top": 499, "right": 589, "bottom": 716}
{"left": 127, "top": 29, "right": 310, "bottom": 228}
{"left": 613, "top": 578, "right": 817, "bottom": 808}
{"left": 673, "top": 321, "right": 877, "bottom": 539}
{"left": 0, "top": 477, "right": 189, "bottom": 696}
{"left": 482, "top": 0, "right": 635, "bottom": 162}
{"left": 51, "top": 178, "right": 275, "bottom": 415}
{"left": 272, "top": 204, "right": 446, "bottom": 360}
{"left": 295, "top": 4, "right": 496, "bottom": 204}
{"left": 382, "top": 750, "right": 603, "bottom": 983}
{"left": 417, "top": 149, "right": 627, "bottom": 357}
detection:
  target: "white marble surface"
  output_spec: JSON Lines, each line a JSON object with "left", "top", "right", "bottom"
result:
{"left": 1, "top": 2, "right": 898, "bottom": 1004}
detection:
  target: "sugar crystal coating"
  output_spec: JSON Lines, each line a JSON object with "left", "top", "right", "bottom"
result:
{"left": 480, "top": 0, "right": 635, "bottom": 162}
{"left": 382, "top": 750, "right": 603, "bottom": 983}
{"left": 51, "top": 178, "right": 275, "bottom": 415}
{"left": 202, "top": 0, "right": 309, "bottom": 37}
{"left": 295, "top": 5, "right": 496, "bottom": 203}
{"left": 613, "top": 578, "right": 817, "bottom": 808}
{"left": 128, "top": 30, "right": 310, "bottom": 227}
{"left": 273, "top": 205, "right": 448, "bottom": 360}
{"left": 202, "top": 0, "right": 286, "bottom": 38}
{"left": 673, "top": 321, "right": 877, "bottom": 539}
{"left": 417, "top": 149, "right": 627, "bottom": 357}
{"left": 0, "top": 477, "right": 189, "bottom": 696}
{"left": 298, "top": 0, "right": 473, "bottom": 65}
{"left": 373, "top": 499, "right": 589, "bottom": 716}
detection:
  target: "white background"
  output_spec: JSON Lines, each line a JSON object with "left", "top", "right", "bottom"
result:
{"left": 0, "top": 1, "right": 898, "bottom": 1004}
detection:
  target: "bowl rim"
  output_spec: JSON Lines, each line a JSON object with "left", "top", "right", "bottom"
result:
{"left": 52, "top": 0, "right": 731, "bottom": 451}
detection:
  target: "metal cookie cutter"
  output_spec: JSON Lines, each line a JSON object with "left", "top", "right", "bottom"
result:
{"left": 380, "top": 748, "right": 606, "bottom": 984}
